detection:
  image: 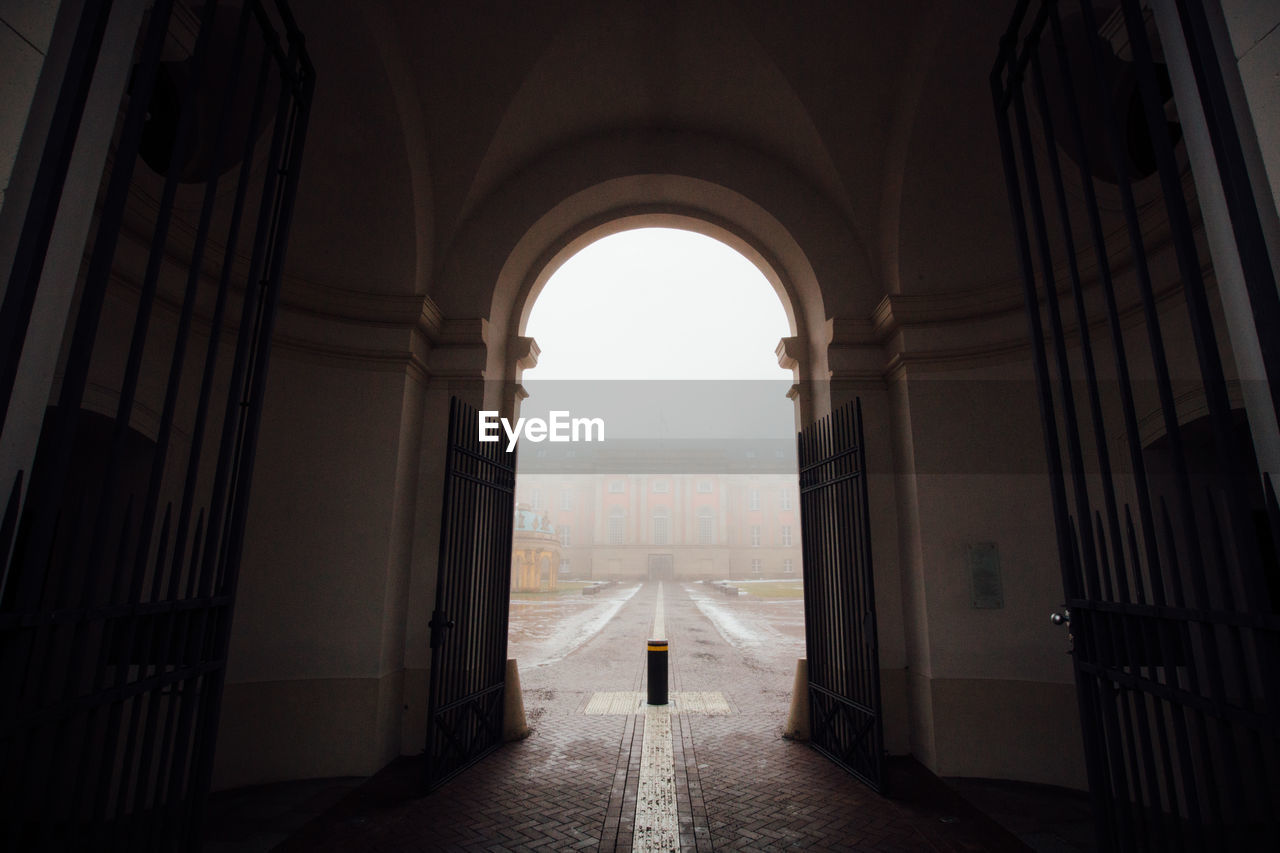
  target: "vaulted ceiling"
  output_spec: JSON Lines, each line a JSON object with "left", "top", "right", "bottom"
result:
{"left": 283, "top": 0, "right": 1023, "bottom": 307}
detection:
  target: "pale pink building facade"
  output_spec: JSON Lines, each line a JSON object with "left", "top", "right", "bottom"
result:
{"left": 516, "top": 473, "right": 801, "bottom": 581}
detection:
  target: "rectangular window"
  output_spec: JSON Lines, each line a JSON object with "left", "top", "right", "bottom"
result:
{"left": 608, "top": 480, "right": 625, "bottom": 494}
{"left": 751, "top": 558, "right": 762, "bottom": 575}
{"left": 781, "top": 525, "right": 792, "bottom": 546}
{"left": 559, "top": 558, "right": 570, "bottom": 575}
{"left": 749, "top": 488, "right": 760, "bottom": 510}
{"left": 653, "top": 516, "right": 669, "bottom": 545}
{"left": 560, "top": 489, "right": 573, "bottom": 510}
{"left": 653, "top": 479, "right": 669, "bottom": 493}
{"left": 559, "top": 526, "right": 571, "bottom": 547}
{"left": 783, "top": 558, "right": 794, "bottom": 574}
{"left": 698, "top": 515, "right": 714, "bottom": 545}
{"left": 780, "top": 488, "right": 792, "bottom": 510}
{"left": 608, "top": 515, "right": 625, "bottom": 544}
{"left": 531, "top": 488, "right": 543, "bottom": 509}
{"left": 697, "top": 480, "right": 713, "bottom": 493}
{"left": 750, "top": 525, "right": 761, "bottom": 547}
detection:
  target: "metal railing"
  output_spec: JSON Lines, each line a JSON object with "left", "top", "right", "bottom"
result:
{"left": 425, "top": 397, "right": 519, "bottom": 790}
{"left": 798, "top": 399, "right": 885, "bottom": 793}
{"left": 992, "top": 1, "right": 1279, "bottom": 849}
{"left": 0, "top": 1, "right": 313, "bottom": 848}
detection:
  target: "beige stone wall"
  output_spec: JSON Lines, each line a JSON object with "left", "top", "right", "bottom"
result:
{"left": 213, "top": 351, "right": 425, "bottom": 788}
{"left": 875, "top": 357, "right": 1084, "bottom": 787}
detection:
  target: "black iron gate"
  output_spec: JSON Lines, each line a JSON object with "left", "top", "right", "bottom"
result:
{"left": 0, "top": 1, "right": 312, "bottom": 849}
{"left": 993, "top": 1, "right": 1279, "bottom": 849}
{"left": 798, "top": 399, "right": 885, "bottom": 793}
{"left": 425, "top": 397, "right": 518, "bottom": 790}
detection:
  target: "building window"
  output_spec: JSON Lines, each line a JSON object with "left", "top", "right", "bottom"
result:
{"left": 750, "top": 525, "right": 761, "bottom": 547}
{"left": 608, "top": 508, "right": 626, "bottom": 544}
{"left": 560, "top": 489, "right": 573, "bottom": 510}
{"left": 559, "top": 526, "right": 571, "bottom": 547}
{"left": 780, "top": 525, "right": 792, "bottom": 546}
{"left": 697, "top": 508, "right": 715, "bottom": 545}
{"left": 531, "top": 488, "right": 543, "bottom": 509}
{"left": 780, "top": 488, "right": 792, "bottom": 510}
{"left": 559, "top": 559, "right": 571, "bottom": 575}
{"left": 783, "top": 558, "right": 794, "bottom": 574}
{"left": 608, "top": 480, "right": 625, "bottom": 494}
{"left": 749, "top": 488, "right": 760, "bottom": 510}
{"left": 652, "top": 508, "right": 670, "bottom": 545}
{"left": 653, "top": 479, "right": 668, "bottom": 493}
{"left": 697, "top": 480, "right": 712, "bottom": 493}
{"left": 751, "top": 558, "right": 762, "bottom": 575}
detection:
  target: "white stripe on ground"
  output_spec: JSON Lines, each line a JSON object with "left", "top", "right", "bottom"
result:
{"left": 584, "top": 691, "right": 731, "bottom": 715}
{"left": 633, "top": 581, "right": 678, "bottom": 852}
{"left": 686, "top": 584, "right": 788, "bottom": 652}
{"left": 634, "top": 704, "right": 679, "bottom": 852}
{"left": 512, "top": 584, "right": 641, "bottom": 668}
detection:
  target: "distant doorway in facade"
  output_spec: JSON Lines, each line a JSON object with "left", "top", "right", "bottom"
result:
{"left": 648, "top": 554, "right": 674, "bottom": 581}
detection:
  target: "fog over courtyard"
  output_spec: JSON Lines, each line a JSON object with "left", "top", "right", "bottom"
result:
{"left": 508, "top": 228, "right": 804, "bottom": 672}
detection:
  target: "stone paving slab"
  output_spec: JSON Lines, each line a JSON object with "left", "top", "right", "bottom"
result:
{"left": 269, "top": 582, "right": 1031, "bottom": 852}
{"left": 584, "top": 692, "right": 731, "bottom": 716}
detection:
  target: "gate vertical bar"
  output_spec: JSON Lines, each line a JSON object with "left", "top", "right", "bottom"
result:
{"left": 0, "top": 1, "right": 313, "bottom": 848}
{"left": 426, "top": 397, "right": 518, "bottom": 791}
{"left": 798, "top": 399, "right": 885, "bottom": 792}
{"left": 992, "top": 1, "right": 1280, "bottom": 849}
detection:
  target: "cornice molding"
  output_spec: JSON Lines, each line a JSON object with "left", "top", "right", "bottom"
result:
{"left": 864, "top": 240, "right": 1208, "bottom": 375}
{"left": 871, "top": 285, "right": 1025, "bottom": 339}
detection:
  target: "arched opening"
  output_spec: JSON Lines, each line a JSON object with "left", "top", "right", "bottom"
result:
{"left": 505, "top": 227, "right": 806, "bottom": 772}
{"left": 474, "top": 177, "right": 844, "bottom": 427}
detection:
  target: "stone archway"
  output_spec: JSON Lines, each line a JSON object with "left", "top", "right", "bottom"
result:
{"left": 478, "top": 174, "right": 834, "bottom": 425}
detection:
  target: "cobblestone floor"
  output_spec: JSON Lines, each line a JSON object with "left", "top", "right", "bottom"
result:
{"left": 229, "top": 582, "right": 1033, "bottom": 852}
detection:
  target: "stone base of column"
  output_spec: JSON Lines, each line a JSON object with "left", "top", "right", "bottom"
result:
{"left": 783, "top": 658, "right": 809, "bottom": 741}
{"left": 503, "top": 658, "right": 531, "bottom": 741}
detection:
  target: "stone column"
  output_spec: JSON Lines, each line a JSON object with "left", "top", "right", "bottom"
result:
{"left": 1149, "top": 0, "right": 1280, "bottom": 477}
{"left": 400, "top": 318, "right": 492, "bottom": 756}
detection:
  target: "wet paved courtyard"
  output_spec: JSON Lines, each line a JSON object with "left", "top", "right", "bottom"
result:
{"left": 215, "top": 581, "right": 1036, "bottom": 851}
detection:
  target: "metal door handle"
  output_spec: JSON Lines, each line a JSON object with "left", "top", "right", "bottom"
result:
{"left": 1050, "top": 608, "right": 1070, "bottom": 626}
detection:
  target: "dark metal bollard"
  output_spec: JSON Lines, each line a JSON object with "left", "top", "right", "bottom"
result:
{"left": 647, "top": 639, "right": 668, "bottom": 705}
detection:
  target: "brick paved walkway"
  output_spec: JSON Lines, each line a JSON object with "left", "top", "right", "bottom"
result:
{"left": 269, "top": 583, "right": 1030, "bottom": 852}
